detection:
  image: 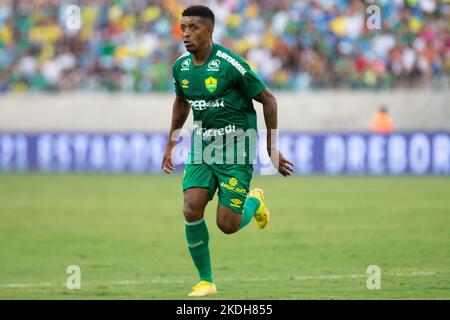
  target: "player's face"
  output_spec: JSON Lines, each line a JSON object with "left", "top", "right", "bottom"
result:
{"left": 180, "top": 16, "right": 212, "bottom": 53}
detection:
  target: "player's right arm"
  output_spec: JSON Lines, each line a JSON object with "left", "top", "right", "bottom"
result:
{"left": 162, "top": 94, "right": 190, "bottom": 174}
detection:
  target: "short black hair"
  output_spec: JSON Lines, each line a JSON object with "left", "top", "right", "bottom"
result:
{"left": 182, "top": 5, "right": 215, "bottom": 26}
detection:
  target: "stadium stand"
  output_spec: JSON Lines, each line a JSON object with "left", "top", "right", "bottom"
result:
{"left": 0, "top": 0, "right": 448, "bottom": 93}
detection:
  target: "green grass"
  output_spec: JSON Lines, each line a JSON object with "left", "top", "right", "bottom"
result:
{"left": 0, "top": 174, "right": 449, "bottom": 299}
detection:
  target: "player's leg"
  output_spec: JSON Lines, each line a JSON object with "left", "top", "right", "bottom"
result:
{"left": 182, "top": 163, "right": 218, "bottom": 296}
{"left": 216, "top": 190, "right": 268, "bottom": 232}
{"left": 183, "top": 187, "right": 209, "bottom": 222}
{"left": 216, "top": 204, "right": 241, "bottom": 234}
{"left": 183, "top": 187, "right": 212, "bottom": 283}
{"left": 215, "top": 164, "right": 270, "bottom": 232}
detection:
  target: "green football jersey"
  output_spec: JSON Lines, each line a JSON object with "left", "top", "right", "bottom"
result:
{"left": 172, "top": 43, "right": 266, "bottom": 164}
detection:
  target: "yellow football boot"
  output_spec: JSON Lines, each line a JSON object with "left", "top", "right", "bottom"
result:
{"left": 247, "top": 188, "right": 270, "bottom": 229}
{"left": 188, "top": 281, "right": 218, "bottom": 297}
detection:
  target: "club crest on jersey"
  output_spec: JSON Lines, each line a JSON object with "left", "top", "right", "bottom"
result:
{"left": 207, "top": 59, "right": 220, "bottom": 71}
{"left": 205, "top": 77, "right": 217, "bottom": 93}
{"left": 181, "top": 59, "right": 191, "bottom": 71}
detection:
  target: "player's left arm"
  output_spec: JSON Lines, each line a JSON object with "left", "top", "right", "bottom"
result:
{"left": 253, "top": 88, "right": 294, "bottom": 177}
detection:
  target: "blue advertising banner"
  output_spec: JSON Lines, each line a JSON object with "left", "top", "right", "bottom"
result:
{"left": 0, "top": 132, "right": 449, "bottom": 175}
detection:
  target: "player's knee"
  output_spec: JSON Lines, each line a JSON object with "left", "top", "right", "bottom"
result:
{"left": 217, "top": 221, "right": 238, "bottom": 235}
{"left": 183, "top": 203, "right": 203, "bottom": 222}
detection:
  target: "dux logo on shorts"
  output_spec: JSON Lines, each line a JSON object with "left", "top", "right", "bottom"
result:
{"left": 205, "top": 77, "right": 218, "bottom": 93}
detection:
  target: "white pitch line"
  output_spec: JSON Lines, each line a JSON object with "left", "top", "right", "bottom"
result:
{"left": 289, "top": 271, "right": 436, "bottom": 281}
{"left": 0, "top": 283, "right": 54, "bottom": 288}
{"left": 0, "top": 271, "right": 439, "bottom": 289}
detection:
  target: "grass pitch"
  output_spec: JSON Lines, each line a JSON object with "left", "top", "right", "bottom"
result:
{"left": 0, "top": 174, "right": 449, "bottom": 299}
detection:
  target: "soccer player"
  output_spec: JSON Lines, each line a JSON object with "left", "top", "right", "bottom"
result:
{"left": 162, "top": 5, "right": 294, "bottom": 297}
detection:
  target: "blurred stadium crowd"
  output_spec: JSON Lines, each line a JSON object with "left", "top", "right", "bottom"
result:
{"left": 0, "top": 0, "right": 448, "bottom": 93}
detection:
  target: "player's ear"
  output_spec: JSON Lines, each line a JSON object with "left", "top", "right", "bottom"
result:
{"left": 203, "top": 18, "right": 214, "bottom": 35}
{"left": 207, "top": 26, "right": 214, "bottom": 37}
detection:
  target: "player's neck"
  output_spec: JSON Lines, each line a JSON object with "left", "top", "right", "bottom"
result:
{"left": 192, "top": 41, "right": 213, "bottom": 66}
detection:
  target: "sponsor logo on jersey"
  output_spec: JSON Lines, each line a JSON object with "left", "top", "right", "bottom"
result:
{"left": 216, "top": 50, "right": 247, "bottom": 76}
{"left": 230, "top": 198, "right": 243, "bottom": 208}
{"left": 181, "top": 58, "right": 191, "bottom": 71}
{"left": 194, "top": 123, "right": 236, "bottom": 138}
{"left": 181, "top": 79, "right": 189, "bottom": 88}
{"left": 187, "top": 99, "right": 225, "bottom": 111}
{"left": 207, "top": 59, "right": 221, "bottom": 71}
{"left": 205, "top": 77, "right": 218, "bottom": 93}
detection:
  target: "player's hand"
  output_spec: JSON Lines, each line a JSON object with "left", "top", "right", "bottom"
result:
{"left": 269, "top": 150, "right": 294, "bottom": 177}
{"left": 161, "top": 145, "right": 175, "bottom": 174}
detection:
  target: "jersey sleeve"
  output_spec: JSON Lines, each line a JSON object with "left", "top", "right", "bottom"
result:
{"left": 172, "top": 63, "right": 184, "bottom": 96}
{"left": 234, "top": 60, "right": 266, "bottom": 98}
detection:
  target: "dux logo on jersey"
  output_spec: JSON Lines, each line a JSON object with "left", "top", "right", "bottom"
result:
{"left": 181, "top": 59, "right": 191, "bottom": 71}
{"left": 207, "top": 59, "right": 220, "bottom": 71}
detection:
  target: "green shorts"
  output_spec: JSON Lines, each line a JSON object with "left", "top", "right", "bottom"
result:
{"left": 182, "top": 163, "right": 253, "bottom": 214}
